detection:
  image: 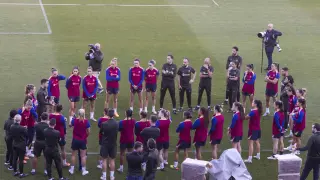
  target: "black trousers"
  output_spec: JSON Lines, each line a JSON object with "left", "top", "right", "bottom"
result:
{"left": 45, "top": 149, "right": 63, "bottom": 179}
{"left": 144, "top": 172, "right": 156, "bottom": 180}
{"left": 300, "top": 157, "right": 320, "bottom": 180}
{"left": 159, "top": 81, "right": 176, "bottom": 109}
{"left": 283, "top": 110, "right": 289, "bottom": 129}
{"left": 5, "top": 138, "right": 13, "bottom": 166}
{"left": 227, "top": 84, "right": 238, "bottom": 109}
{"left": 12, "top": 146, "right": 26, "bottom": 173}
{"left": 197, "top": 83, "right": 211, "bottom": 106}
{"left": 37, "top": 106, "right": 47, "bottom": 122}
{"left": 179, "top": 87, "right": 192, "bottom": 108}
{"left": 225, "top": 83, "right": 240, "bottom": 102}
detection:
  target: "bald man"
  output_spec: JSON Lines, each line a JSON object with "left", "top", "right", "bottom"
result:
{"left": 264, "top": 24, "right": 282, "bottom": 70}
{"left": 86, "top": 43, "right": 104, "bottom": 93}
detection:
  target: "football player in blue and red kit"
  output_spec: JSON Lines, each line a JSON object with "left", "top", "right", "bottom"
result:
{"left": 144, "top": 60, "right": 159, "bottom": 114}
{"left": 129, "top": 59, "right": 144, "bottom": 113}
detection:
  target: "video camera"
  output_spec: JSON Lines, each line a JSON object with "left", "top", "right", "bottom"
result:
{"left": 85, "top": 44, "right": 96, "bottom": 60}
{"left": 257, "top": 31, "right": 282, "bottom": 52}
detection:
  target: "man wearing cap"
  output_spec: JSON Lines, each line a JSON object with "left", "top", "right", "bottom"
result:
{"left": 144, "top": 60, "right": 159, "bottom": 114}
{"left": 86, "top": 43, "right": 104, "bottom": 94}
{"left": 263, "top": 24, "right": 282, "bottom": 70}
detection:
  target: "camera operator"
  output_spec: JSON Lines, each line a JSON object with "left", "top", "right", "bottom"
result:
{"left": 85, "top": 43, "right": 104, "bottom": 94}
{"left": 259, "top": 24, "right": 282, "bottom": 70}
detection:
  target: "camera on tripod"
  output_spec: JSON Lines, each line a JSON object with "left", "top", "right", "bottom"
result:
{"left": 257, "top": 31, "right": 282, "bottom": 52}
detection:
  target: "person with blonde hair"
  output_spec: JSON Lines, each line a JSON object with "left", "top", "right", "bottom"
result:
{"left": 82, "top": 66, "right": 98, "bottom": 121}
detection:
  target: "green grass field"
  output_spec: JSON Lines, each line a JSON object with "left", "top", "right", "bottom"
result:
{"left": 1, "top": 0, "right": 320, "bottom": 179}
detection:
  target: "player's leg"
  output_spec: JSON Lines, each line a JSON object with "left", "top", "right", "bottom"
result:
{"left": 90, "top": 100, "right": 96, "bottom": 121}
{"left": 105, "top": 92, "right": 110, "bottom": 109}
{"left": 151, "top": 91, "right": 157, "bottom": 114}
{"left": 138, "top": 91, "right": 143, "bottom": 113}
{"left": 211, "top": 144, "right": 218, "bottom": 160}
{"left": 144, "top": 89, "right": 149, "bottom": 112}
{"left": 129, "top": 90, "right": 135, "bottom": 111}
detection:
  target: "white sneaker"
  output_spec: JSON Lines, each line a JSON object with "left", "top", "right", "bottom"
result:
{"left": 110, "top": 176, "right": 115, "bottom": 180}
{"left": 100, "top": 175, "right": 106, "bottom": 180}
{"left": 68, "top": 168, "right": 74, "bottom": 175}
{"left": 284, "top": 146, "right": 292, "bottom": 151}
{"left": 117, "top": 167, "right": 123, "bottom": 173}
{"left": 157, "top": 167, "right": 161, "bottom": 170}
{"left": 253, "top": 155, "right": 260, "bottom": 160}
{"left": 82, "top": 170, "right": 89, "bottom": 176}
{"left": 164, "top": 161, "right": 168, "bottom": 165}
{"left": 243, "top": 159, "right": 252, "bottom": 163}
{"left": 27, "top": 151, "right": 34, "bottom": 158}
{"left": 97, "top": 164, "right": 102, "bottom": 169}
{"left": 263, "top": 112, "right": 270, "bottom": 116}
{"left": 91, "top": 118, "right": 97, "bottom": 122}
{"left": 142, "top": 163, "right": 146, "bottom": 171}
{"left": 288, "top": 139, "right": 293, "bottom": 143}
{"left": 285, "top": 134, "right": 293, "bottom": 138}
{"left": 294, "top": 151, "right": 300, "bottom": 155}
{"left": 152, "top": 110, "right": 157, "bottom": 114}
{"left": 267, "top": 155, "right": 277, "bottom": 160}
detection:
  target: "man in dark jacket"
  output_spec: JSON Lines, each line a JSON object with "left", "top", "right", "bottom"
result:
{"left": 144, "top": 138, "right": 158, "bottom": 180}
{"left": 140, "top": 115, "right": 160, "bottom": 152}
{"left": 126, "top": 142, "right": 144, "bottom": 180}
{"left": 4, "top": 109, "right": 18, "bottom": 169}
{"left": 86, "top": 43, "right": 104, "bottom": 93}
{"left": 297, "top": 123, "right": 320, "bottom": 180}
{"left": 263, "top": 24, "right": 282, "bottom": 70}
{"left": 36, "top": 79, "right": 52, "bottom": 121}
{"left": 10, "top": 114, "right": 28, "bottom": 178}
{"left": 280, "top": 67, "right": 294, "bottom": 130}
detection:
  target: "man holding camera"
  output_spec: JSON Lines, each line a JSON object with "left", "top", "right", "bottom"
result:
{"left": 85, "top": 43, "right": 104, "bottom": 94}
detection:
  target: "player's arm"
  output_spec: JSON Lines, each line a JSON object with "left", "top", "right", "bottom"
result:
{"left": 58, "top": 74, "right": 66, "bottom": 81}
{"left": 106, "top": 68, "right": 115, "bottom": 81}
{"left": 192, "top": 119, "right": 200, "bottom": 130}
{"left": 61, "top": 116, "right": 66, "bottom": 134}
{"left": 246, "top": 110, "right": 255, "bottom": 120}
{"left": 274, "top": 113, "right": 282, "bottom": 131}
{"left": 229, "top": 114, "right": 238, "bottom": 129}
{"left": 134, "top": 122, "right": 140, "bottom": 136}
{"left": 137, "top": 69, "right": 145, "bottom": 87}
{"left": 86, "top": 121, "right": 91, "bottom": 136}
{"left": 91, "top": 76, "right": 99, "bottom": 96}
{"left": 30, "top": 107, "right": 38, "bottom": 121}
{"left": 128, "top": 68, "right": 134, "bottom": 85}
{"left": 119, "top": 120, "right": 123, "bottom": 132}
{"left": 176, "top": 122, "right": 184, "bottom": 133}
{"left": 209, "top": 117, "right": 217, "bottom": 134}
{"left": 270, "top": 73, "right": 280, "bottom": 84}
{"left": 47, "top": 79, "right": 52, "bottom": 96}
{"left": 82, "top": 78, "right": 90, "bottom": 97}
{"left": 247, "top": 73, "right": 256, "bottom": 85}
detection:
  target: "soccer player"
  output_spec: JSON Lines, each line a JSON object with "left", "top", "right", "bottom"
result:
{"left": 159, "top": 55, "right": 178, "bottom": 114}
{"left": 105, "top": 58, "right": 121, "bottom": 117}
{"left": 69, "top": 109, "right": 90, "bottom": 176}
{"left": 195, "top": 57, "right": 213, "bottom": 111}
{"left": 242, "top": 64, "right": 256, "bottom": 111}
{"left": 144, "top": 60, "right": 159, "bottom": 114}
{"left": 192, "top": 107, "right": 209, "bottom": 160}
{"left": 44, "top": 118, "right": 69, "bottom": 180}
{"left": 263, "top": 63, "right": 280, "bottom": 116}
{"left": 129, "top": 59, "right": 144, "bottom": 113}
{"left": 291, "top": 98, "right": 306, "bottom": 155}
{"left": 177, "top": 58, "right": 196, "bottom": 112}
{"left": 225, "top": 46, "right": 242, "bottom": 104}
{"left": 135, "top": 111, "right": 151, "bottom": 143}
{"left": 24, "top": 84, "right": 38, "bottom": 109}
{"left": 118, "top": 109, "right": 136, "bottom": 173}
{"left": 244, "top": 100, "right": 263, "bottom": 163}
{"left": 31, "top": 112, "right": 49, "bottom": 175}
{"left": 10, "top": 114, "right": 28, "bottom": 178}
{"left": 66, "top": 66, "right": 82, "bottom": 122}
{"left": 4, "top": 109, "right": 18, "bottom": 169}
{"left": 228, "top": 102, "right": 245, "bottom": 154}
{"left": 209, "top": 105, "right": 224, "bottom": 160}
{"left": 48, "top": 68, "right": 66, "bottom": 108}
{"left": 126, "top": 142, "right": 144, "bottom": 180}
{"left": 49, "top": 104, "right": 69, "bottom": 167}
{"left": 170, "top": 111, "right": 192, "bottom": 170}
{"left": 226, "top": 61, "right": 240, "bottom": 112}
{"left": 97, "top": 108, "right": 110, "bottom": 169}
{"left": 82, "top": 66, "right": 99, "bottom": 121}
{"left": 267, "top": 101, "right": 285, "bottom": 160}
{"left": 100, "top": 109, "right": 118, "bottom": 180}
{"left": 156, "top": 109, "right": 171, "bottom": 170}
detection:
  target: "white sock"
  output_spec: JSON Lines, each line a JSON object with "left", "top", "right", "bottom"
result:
{"left": 26, "top": 147, "right": 29, "bottom": 152}
{"left": 90, "top": 112, "right": 94, "bottom": 119}
{"left": 99, "top": 160, "right": 102, "bottom": 165}
{"left": 70, "top": 166, "right": 74, "bottom": 171}
{"left": 110, "top": 171, "right": 114, "bottom": 177}
{"left": 130, "top": 107, "right": 133, "bottom": 111}
{"left": 139, "top": 108, "right": 142, "bottom": 112}
{"left": 31, "top": 169, "right": 35, "bottom": 173}
{"left": 44, "top": 170, "right": 47, "bottom": 174}
{"left": 152, "top": 106, "right": 155, "bottom": 111}
{"left": 120, "top": 165, "right": 123, "bottom": 170}
{"left": 144, "top": 107, "right": 148, "bottom": 112}
{"left": 248, "top": 156, "right": 252, "bottom": 161}
{"left": 289, "top": 131, "right": 293, "bottom": 135}
{"left": 266, "top": 108, "right": 270, "bottom": 113}
{"left": 82, "top": 167, "right": 86, "bottom": 172}
{"left": 102, "top": 172, "right": 106, "bottom": 177}
{"left": 174, "top": 161, "right": 178, "bottom": 168}
{"left": 160, "top": 162, "right": 164, "bottom": 168}
{"left": 164, "top": 160, "right": 168, "bottom": 163}
{"left": 257, "top": 153, "right": 260, "bottom": 157}
{"left": 114, "top": 108, "right": 117, "bottom": 113}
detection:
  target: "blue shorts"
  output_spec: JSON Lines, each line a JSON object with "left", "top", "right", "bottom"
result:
{"left": 157, "top": 142, "right": 169, "bottom": 150}
{"left": 249, "top": 130, "right": 261, "bottom": 141}
{"left": 71, "top": 139, "right": 87, "bottom": 150}
{"left": 210, "top": 139, "right": 221, "bottom": 145}
{"left": 293, "top": 130, "right": 303, "bottom": 138}
{"left": 177, "top": 141, "right": 191, "bottom": 150}
{"left": 59, "top": 137, "right": 66, "bottom": 146}
{"left": 194, "top": 141, "right": 206, "bottom": 148}
{"left": 146, "top": 84, "right": 157, "bottom": 92}
{"left": 273, "top": 133, "right": 284, "bottom": 139}
{"left": 120, "top": 143, "right": 134, "bottom": 150}
{"left": 231, "top": 136, "right": 242, "bottom": 143}
{"left": 107, "top": 87, "right": 119, "bottom": 95}
{"left": 53, "top": 97, "right": 60, "bottom": 104}
{"left": 131, "top": 87, "right": 142, "bottom": 93}
{"left": 265, "top": 89, "right": 277, "bottom": 97}
{"left": 69, "top": 96, "right": 80, "bottom": 102}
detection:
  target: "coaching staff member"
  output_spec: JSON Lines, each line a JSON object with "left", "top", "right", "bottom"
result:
{"left": 141, "top": 115, "right": 160, "bottom": 152}
{"left": 144, "top": 138, "right": 158, "bottom": 180}
{"left": 227, "top": 62, "right": 240, "bottom": 112}
{"left": 4, "top": 109, "right": 18, "bottom": 169}
{"left": 177, "top": 58, "right": 196, "bottom": 112}
{"left": 225, "top": 46, "right": 242, "bottom": 104}
{"left": 100, "top": 109, "right": 118, "bottom": 180}
{"left": 263, "top": 24, "right": 282, "bottom": 70}
{"left": 294, "top": 123, "right": 320, "bottom": 180}
{"left": 159, "top": 55, "right": 177, "bottom": 114}
{"left": 280, "top": 67, "right": 294, "bottom": 130}
{"left": 10, "top": 114, "right": 28, "bottom": 178}
{"left": 85, "top": 43, "right": 104, "bottom": 94}
{"left": 126, "top": 141, "right": 144, "bottom": 180}
{"left": 36, "top": 79, "right": 52, "bottom": 121}
{"left": 44, "top": 118, "right": 68, "bottom": 180}
{"left": 195, "top": 57, "right": 213, "bottom": 111}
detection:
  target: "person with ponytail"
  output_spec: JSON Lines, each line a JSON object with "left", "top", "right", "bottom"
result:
{"left": 135, "top": 111, "right": 151, "bottom": 143}
{"left": 242, "top": 64, "right": 256, "bottom": 111}
{"left": 97, "top": 108, "right": 110, "bottom": 169}
{"left": 263, "top": 63, "right": 280, "bottom": 116}
{"left": 66, "top": 66, "right": 82, "bottom": 122}
{"left": 156, "top": 109, "right": 171, "bottom": 170}
{"left": 244, "top": 100, "right": 262, "bottom": 163}
{"left": 192, "top": 107, "right": 209, "bottom": 160}
{"left": 170, "top": 111, "right": 193, "bottom": 170}
{"left": 82, "top": 66, "right": 99, "bottom": 121}
{"left": 144, "top": 60, "right": 159, "bottom": 114}
{"left": 117, "top": 109, "right": 136, "bottom": 173}
{"left": 267, "top": 101, "right": 285, "bottom": 160}
{"left": 228, "top": 102, "right": 244, "bottom": 154}
{"left": 208, "top": 105, "right": 224, "bottom": 159}
{"left": 48, "top": 68, "right": 66, "bottom": 111}
{"left": 105, "top": 58, "right": 121, "bottom": 117}
{"left": 24, "top": 84, "right": 38, "bottom": 109}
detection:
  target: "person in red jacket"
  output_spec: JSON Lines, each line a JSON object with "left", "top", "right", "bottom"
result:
{"left": 291, "top": 98, "right": 306, "bottom": 155}
{"left": 48, "top": 68, "right": 66, "bottom": 112}
{"left": 192, "top": 107, "right": 209, "bottom": 160}
{"left": 228, "top": 102, "right": 245, "bottom": 154}
{"left": 209, "top": 105, "right": 224, "bottom": 159}
{"left": 242, "top": 64, "right": 256, "bottom": 112}
{"left": 66, "top": 66, "right": 82, "bottom": 122}
{"left": 135, "top": 111, "right": 150, "bottom": 143}
{"left": 156, "top": 109, "right": 171, "bottom": 170}
{"left": 263, "top": 63, "right": 280, "bottom": 116}
{"left": 82, "top": 66, "right": 99, "bottom": 121}
{"left": 128, "top": 59, "right": 145, "bottom": 113}
{"left": 144, "top": 60, "right": 159, "bottom": 114}
{"left": 244, "top": 100, "right": 263, "bottom": 163}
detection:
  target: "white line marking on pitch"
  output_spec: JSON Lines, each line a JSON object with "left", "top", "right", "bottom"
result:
{"left": 212, "top": 0, "right": 219, "bottom": 6}
{"left": 39, "top": 0, "right": 52, "bottom": 34}
{"left": 0, "top": 32, "right": 51, "bottom": 35}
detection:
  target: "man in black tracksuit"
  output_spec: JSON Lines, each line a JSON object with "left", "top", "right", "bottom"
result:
{"left": 195, "top": 58, "right": 213, "bottom": 110}
{"left": 177, "top": 58, "right": 196, "bottom": 112}
{"left": 227, "top": 62, "right": 240, "bottom": 112}
{"left": 144, "top": 138, "right": 158, "bottom": 180}
{"left": 141, "top": 115, "right": 160, "bottom": 152}
{"left": 10, "top": 114, "right": 28, "bottom": 178}
{"left": 31, "top": 112, "right": 49, "bottom": 175}
{"left": 159, "top": 55, "right": 177, "bottom": 114}
{"left": 263, "top": 24, "right": 282, "bottom": 70}
{"left": 280, "top": 67, "right": 294, "bottom": 130}
{"left": 4, "top": 109, "right": 18, "bottom": 169}
{"left": 36, "top": 79, "right": 52, "bottom": 122}
{"left": 44, "top": 118, "right": 68, "bottom": 180}
{"left": 126, "top": 142, "right": 144, "bottom": 179}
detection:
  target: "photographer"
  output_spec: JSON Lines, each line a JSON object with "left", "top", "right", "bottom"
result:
{"left": 85, "top": 43, "right": 104, "bottom": 93}
{"left": 259, "top": 24, "right": 282, "bottom": 70}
